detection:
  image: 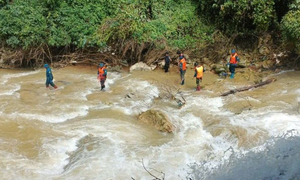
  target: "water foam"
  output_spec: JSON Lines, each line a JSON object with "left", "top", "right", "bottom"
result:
{"left": 6, "top": 104, "right": 89, "bottom": 123}
{"left": 113, "top": 79, "right": 159, "bottom": 115}
{"left": 0, "top": 70, "right": 40, "bottom": 85}
{"left": 0, "top": 84, "right": 20, "bottom": 96}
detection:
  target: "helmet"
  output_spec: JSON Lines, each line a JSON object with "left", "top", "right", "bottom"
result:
{"left": 231, "top": 49, "right": 236, "bottom": 54}
{"left": 165, "top": 51, "right": 169, "bottom": 55}
{"left": 99, "top": 63, "right": 104, "bottom": 67}
{"left": 44, "top": 64, "right": 49, "bottom": 68}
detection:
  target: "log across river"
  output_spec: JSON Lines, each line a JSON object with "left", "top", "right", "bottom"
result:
{"left": 0, "top": 66, "right": 300, "bottom": 179}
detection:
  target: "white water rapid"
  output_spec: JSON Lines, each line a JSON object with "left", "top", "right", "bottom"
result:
{"left": 0, "top": 67, "right": 300, "bottom": 180}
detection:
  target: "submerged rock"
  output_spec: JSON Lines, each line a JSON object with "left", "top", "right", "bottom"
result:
{"left": 138, "top": 109, "right": 174, "bottom": 133}
{"left": 130, "top": 62, "right": 156, "bottom": 72}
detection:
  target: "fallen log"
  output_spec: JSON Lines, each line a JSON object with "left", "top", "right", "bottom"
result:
{"left": 221, "top": 78, "right": 277, "bottom": 96}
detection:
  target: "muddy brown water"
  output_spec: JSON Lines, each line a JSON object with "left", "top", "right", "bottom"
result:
{"left": 0, "top": 66, "right": 300, "bottom": 179}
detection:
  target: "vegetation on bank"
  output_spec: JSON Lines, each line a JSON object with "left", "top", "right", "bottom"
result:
{"left": 0, "top": 0, "right": 299, "bottom": 67}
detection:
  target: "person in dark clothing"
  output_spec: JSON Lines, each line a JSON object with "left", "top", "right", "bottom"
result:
{"left": 44, "top": 64, "right": 58, "bottom": 89}
{"left": 164, "top": 52, "right": 170, "bottom": 72}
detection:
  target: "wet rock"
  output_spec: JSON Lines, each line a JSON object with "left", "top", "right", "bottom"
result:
{"left": 138, "top": 109, "right": 174, "bottom": 133}
{"left": 259, "top": 46, "right": 270, "bottom": 55}
{"left": 211, "top": 63, "right": 227, "bottom": 74}
{"left": 106, "top": 65, "right": 122, "bottom": 72}
{"left": 130, "top": 62, "right": 156, "bottom": 72}
{"left": 262, "top": 60, "right": 275, "bottom": 69}
{"left": 158, "top": 60, "right": 165, "bottom": 69}
{"left": 120, "top": 60, "right": 129, "bottom": 67}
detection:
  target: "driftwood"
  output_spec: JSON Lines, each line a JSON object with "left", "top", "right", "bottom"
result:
{"left": 221, "top": 78, "right": 277, "bottom": 96}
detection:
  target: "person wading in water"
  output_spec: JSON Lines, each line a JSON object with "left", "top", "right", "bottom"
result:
{"left": 98, "top": 63, "right": 107, "bottom": 91}
{"left": 193, "top": 61, "right": 205, "bottom": 91}
{"left": 44, "top": 64, "right": 58, "bottom": 89}
{"left": 179, "top": 56, "right": 187, "bottom": 85}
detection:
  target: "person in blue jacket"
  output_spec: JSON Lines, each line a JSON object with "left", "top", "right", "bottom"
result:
{"left": 44, "top": 64, "right": 57, "bottom": 89}
{"left": 97, "top": 63, "right": 107, "bottom": 90}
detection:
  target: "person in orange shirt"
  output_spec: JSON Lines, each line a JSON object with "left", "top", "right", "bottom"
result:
{"left": 193, "top": 62, "right": 205, "bottom": 91}
{"left": 229, "top": 49, "right": 240, "bottom": 79}
{"left": 179, "top": 56, "right": 187, "bottom": 85}
{"left": 97, "top": 63, "right": 107, "bottom": 91}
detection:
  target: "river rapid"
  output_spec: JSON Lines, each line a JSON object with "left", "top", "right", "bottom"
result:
{"left": 0, "top": 66, "right": 300, "bottom": 180}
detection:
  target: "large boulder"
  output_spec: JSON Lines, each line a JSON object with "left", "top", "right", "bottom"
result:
{"left": 130, "top": 62, "right": 156, "bottom": 72}
{"left": 138, "top": 109, "right": 174, "bottom": 133}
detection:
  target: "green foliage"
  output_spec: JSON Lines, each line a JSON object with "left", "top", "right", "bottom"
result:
{"left": 0, "top": 0, "right": 299, "bottom": 54}
{"left": 97, "top": 0, "right": 214, "bottom": 50}
{"left": 0, "top": 2, "right": 47, "bottom": 48}
{"left": 281, "top": 10, "right": 300, "bottom": 52}
{"left": 198, "top": 0, "right": 275, "bottom": 33}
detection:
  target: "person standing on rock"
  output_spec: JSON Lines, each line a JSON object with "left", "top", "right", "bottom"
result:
{"left": 194, "top": 61, "right": 205, "bottom": 91}
{"left": 164, "top": 51, "right": 171, "bottom": 73}
{"left": 229, "top": 49, "right": 240, "bottom": 79}
{"left": 44, "top": 64, "right": 58, "bottom": 89}
{"left": 179, "top": 56, "right": 187, "bottom": 85}
{"left": 98, "top": 63, "right": 107, "bottom": 91}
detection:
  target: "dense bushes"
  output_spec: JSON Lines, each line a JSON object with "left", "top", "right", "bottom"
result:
{"left": 281, "top": 1, "right": 300, "bottom": 52}
{"left": 0, "top": 0, "right": 300, "bottom": 61}
{"left": 98, "top": 0, "right": 214, "bottom": 50}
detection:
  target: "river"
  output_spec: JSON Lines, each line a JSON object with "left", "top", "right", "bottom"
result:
{"left": 0, "top": 66, "right": 300, "bottom": 180}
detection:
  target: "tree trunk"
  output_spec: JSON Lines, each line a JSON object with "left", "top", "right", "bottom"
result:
{"left": 221, "top": 78, "right": 277, "bottom": 96}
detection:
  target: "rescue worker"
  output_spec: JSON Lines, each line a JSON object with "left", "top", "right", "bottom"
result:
{"left": 229, "top": 49, "right": 240, "bottom": 79}
{"left": 164, "top": 51, "right": 171, "bottom": 73}
{"left": 97, "top": 63, "right": 107, "bottom": 90}
{"left": 179, "top": 56, "right": 186, "bottom": 85}
{"left": 193, "top": 62, "right": 205, "bottom": 91}
{"left": 44, "top": 64, "right": 58, "bottom": 89}
{"left": 177, "top": 50, "right": 184, "bottom": 58}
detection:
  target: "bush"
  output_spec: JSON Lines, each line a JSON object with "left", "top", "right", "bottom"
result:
{"left": 0, "top": 1, "right": 47, "bottom": 48}
{"left": 281, "top": 10, "right": 300, "bottom": 52}
{"left": 97, "top": 0, "right": 214, "bottom": 50}
{"left": 198, "top": 0, "right": 275, "bottom": 33}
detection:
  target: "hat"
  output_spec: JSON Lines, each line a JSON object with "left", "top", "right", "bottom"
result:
{"left": 99, "top": 63, "right": 104, "bottom": 67}
{"left": 44, "top": 64, "right": 49, "bottom": 68}
{"left": 231, "top": 49, "right": 236, "bottom": 54}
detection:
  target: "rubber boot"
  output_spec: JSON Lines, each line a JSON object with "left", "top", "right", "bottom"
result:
{"left": 196, "top": 85, "right": 201, "bottom": 91}
{"left": 181, "top": 79, "right": 185, "bottom": 85}
{"left": 230, "top": 73, "right": 235, "bottom": 79}
{"left": 101, "top": 85, "right": 105, "bottom": 90}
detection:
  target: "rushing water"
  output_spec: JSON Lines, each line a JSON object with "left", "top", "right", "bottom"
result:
{"left": 0, "top": 66, "right": 300, "bottom": 180}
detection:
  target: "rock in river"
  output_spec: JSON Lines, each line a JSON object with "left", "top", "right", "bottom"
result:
{"left": 138, "top": 109, "right": 174, "bottom": 133}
